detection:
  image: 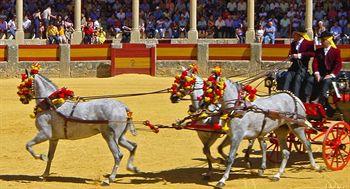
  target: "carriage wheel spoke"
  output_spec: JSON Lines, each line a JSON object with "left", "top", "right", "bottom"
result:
{"left": 340, "top": 149, "right": 350, "bottom": 156}
{"left": 339, "top": 151, "right": 346, "bottom": 164}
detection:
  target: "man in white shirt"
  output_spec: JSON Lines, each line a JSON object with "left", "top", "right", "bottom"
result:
{"left": 7, "top": 16, "right": 16, "bottom": 39}
{"left": 227, "top": 0, "right": 236, "bottom": 12}
{"left": 23, "top": 15, "right": 32, "bottom": 32}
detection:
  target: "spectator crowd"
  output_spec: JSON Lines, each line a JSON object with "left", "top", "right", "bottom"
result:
{"left": 0, "top": 0, "right": 349, "bottom": 44}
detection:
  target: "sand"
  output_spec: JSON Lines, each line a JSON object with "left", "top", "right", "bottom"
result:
{"left": 0, "top": 74, "right": 349, "bottom": 189}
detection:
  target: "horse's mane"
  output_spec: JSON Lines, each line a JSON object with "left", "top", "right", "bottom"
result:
{"left": 37, "top": 73, "right": 59, "bottom": 89}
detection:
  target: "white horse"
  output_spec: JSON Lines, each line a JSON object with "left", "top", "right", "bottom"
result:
{"left": 19, "top": 73, "right": 139, "bottom": 185}
{"left": 215, "top": 80, "right": 323, "bottom": 188}
{"left": 170, "top": 67, "right": 267, "bottom": 178}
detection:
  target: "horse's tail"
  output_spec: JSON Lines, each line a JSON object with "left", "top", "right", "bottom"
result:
{"left": 125, "top": 107, "right": 137, "bottom": 136}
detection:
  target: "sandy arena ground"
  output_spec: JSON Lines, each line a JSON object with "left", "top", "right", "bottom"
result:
{"left": 0, "top": 74, "right": 349, "bottom": 189}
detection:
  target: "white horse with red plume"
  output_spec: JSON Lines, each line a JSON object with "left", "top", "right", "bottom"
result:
{"left": 17, "top": 63, "right": 139, "bottom": 185}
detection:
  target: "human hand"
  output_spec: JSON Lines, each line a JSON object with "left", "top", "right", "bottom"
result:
{"left": 324, "top": 75, "right": 332, "bottom": 80}
{"left": 315, "top": 73, "right": 321, "bottom": 82}
{"left": 292, "top": 54, "right": 299, "bottom": 59}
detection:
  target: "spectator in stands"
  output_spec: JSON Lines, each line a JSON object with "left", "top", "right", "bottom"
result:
{"left": 256, "top": 25, "right": 264, "bottom": 43}
{"left": 198, "top": 16, "right": 207, "bottom": 38}
{"left": 314, "top": 6, "right": 326, "bottom": 21}
{"left": 263, "top": 21, "right": 276, "bottom": 44}
{"left": 315, "top": 21, "right": 327, "bottom": 45}
{"left": 32, "top": 8, "right": 41, "bottom": 39}
{"left": 330, "top": 22, "right": 342, "bottom": 44}
{"left": 47, "top": 22, "right": 59, "bottom": 44}
{"left": 225, "top": 15, "right": 234, "bottom": 38}
{"left": 145, "top": 16, "right": 156, "bottom": 38}
{"left": 0, "top": 16, "right": 7, "bottom": 40}
{"left": 23, "top": 15, "right": 32, "bottom": 33}
{"left": 280, "top": 15, "right": 290, "bottom": 38}
{"left": 96, "top": 27, "right": 106, "bottom": 44}
{"left": 237, "top": 0, "right": 247, "bottom": 14}
{"left": 83, "top": 22, "right": 94, "bottom": 44}
{"left": 42, "top": 6, "right": 56, "bottom": 39}
{"left": 236, "top": 25, "right": 245, "bottom": 43}
{"left": 7, "top": 15, "right": 16, "bottom": 39}
{"left": 155, "top": 17, "right": 166, "bottom": 38}
{"left": 215, "top": 16, "right": 225, "bottom": 38}
{"left": 339, "top": 16, "right": 348, "bottom": 34}
{"left": 58, "top": 25, "right": 66, "bottom": 43}
{"left": 227, "top": 0, "right": 236, "bottom": 13}
{"left": 178, "top": 16, "right": 187, "bottom": 38}
{"left": 65, "top": 25, "right": 75, "bottom": 44}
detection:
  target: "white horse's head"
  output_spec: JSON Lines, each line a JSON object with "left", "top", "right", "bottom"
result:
{"left": 17, "top": 65, "right": 58, "bottom": 104}
{"left": 170, "top": 64, "right": 201, "bottom": 103}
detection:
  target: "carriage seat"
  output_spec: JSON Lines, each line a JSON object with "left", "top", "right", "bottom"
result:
{"left": 304, "top": 103, "right": 326, "bottom": 121}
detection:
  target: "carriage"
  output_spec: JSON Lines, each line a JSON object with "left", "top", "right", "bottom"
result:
{"left": 263, "top": 71, "right": 350, "bottom": 171}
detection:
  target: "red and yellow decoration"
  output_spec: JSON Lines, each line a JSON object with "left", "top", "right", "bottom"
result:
{"left": 171, "top": 64, "right": 198, "bottom": 99}
{"left": 17, "top": 73, "right": 34, "bottom": 102}
{"left": 201, "top": 66, "right": 226, "bottom": 106}
{"left": 48, "top": 87, "right": 74, "bottom": 107}
{"left": 17, "top": 63, "right": 42, "bottom": 103}
{"left": 243, "top": 85, "right": 257, "bottom": 102}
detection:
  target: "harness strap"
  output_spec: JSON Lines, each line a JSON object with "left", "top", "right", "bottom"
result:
{"left": 62, "top": 100, "right": 80, "bottom": 139}
{"left": 257, "top": 113, "right": 267, "bottom": 137}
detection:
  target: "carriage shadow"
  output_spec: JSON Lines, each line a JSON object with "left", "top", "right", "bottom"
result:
{"left": 0, "top": 174, "right": 96, "bottom": 184}
{"left": 114, "top": 152, "right": 322, "bottom": 187}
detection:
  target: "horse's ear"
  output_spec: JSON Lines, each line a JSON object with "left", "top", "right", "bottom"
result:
{"left": 180, "top": 66, "right": 186, "bottom": 72}
{"left": 25, "top": 69, "right": 29, "bottom": 77}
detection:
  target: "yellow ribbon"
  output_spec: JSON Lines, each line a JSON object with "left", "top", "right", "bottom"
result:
{"left": 295, "top": 32, "right": 311, "bottom": 41}
{"left": 323, "top": 36, "right": 337, "bottom": 49}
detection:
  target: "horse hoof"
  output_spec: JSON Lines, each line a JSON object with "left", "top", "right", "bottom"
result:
{"left": 245, "top": 161, "right": 252, "bottom": 169}
{"left": 270, "top": 176, "right": 280, "bottom": 182}
{"left": 38, "top": 176, "right": 47, "bottom": 181}
{"left": 215, "top": 182, "right": 225, "bottom": 189}
{"left": 101, "top": 179, "right": 110, "bottom": 186}
{"left": 40, "top": 154, "right": 48, "bottom": 162}
{"left": 258, "top": 169, "right": 264, "bottom": 176}
{"left": 127, "top": 166, "right": 140, "bottom": 173}
{"left": 316, "top": 165, "right": 326, "bottom": 172}
{"left": 201, "top": 173, "right": 211, "bottom": 180}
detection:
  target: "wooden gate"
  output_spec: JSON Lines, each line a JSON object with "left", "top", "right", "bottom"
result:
{"left": 111, "top": 44, "right": 155, "bottom": 76}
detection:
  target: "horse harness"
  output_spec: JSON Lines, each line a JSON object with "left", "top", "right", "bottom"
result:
{"left": 35, "top": 98, "right": 110, "bottom": 139}
{"left": 223, "top": 88, "right": 304, "bottom": 138}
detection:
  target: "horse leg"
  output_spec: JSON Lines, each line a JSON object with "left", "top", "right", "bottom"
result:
{"left": 101, "top": 130, "right": 123, "bottom": 186}
{"left": 217, "top": 135, "right": 230, "bottom": 161}
{"left": 216, "top": 132, "right": 243, "bottom": 188}
{"left": 289, "top": 124, "right": 323, "bottom": 171}
{"left": 119, "top": 136, "right": 140, "bottom": 173}
{"left": 198, "top": 132, "right": 221, "bottom": 179}
{"left": 258, "top": 137, "right": 267, "bottom": 176}
{"left": 271, "top": 126, "right": 290, "bottom": 181}
{"left": 41, "top": 140, "right": 59, "bottom": 178}
{"left": 26, "top": 131, "right": 50, "bottom": 161}
{"left": 243, "top": 139, "right": 255, "bottom": 169}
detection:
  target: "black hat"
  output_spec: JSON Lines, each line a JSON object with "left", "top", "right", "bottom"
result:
{"left": 320, "top": 31, "right": 333, "bottom": 39}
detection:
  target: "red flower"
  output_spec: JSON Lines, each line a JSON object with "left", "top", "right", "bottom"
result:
{"left": 21, "top": 74, "right": 28, "bottom": 81}
{"left": 30, "top": 69, "right": 39, "bottom": 75}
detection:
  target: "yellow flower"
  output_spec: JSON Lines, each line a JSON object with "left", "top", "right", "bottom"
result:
{"left": 204, "top": 97, "right": 211, "bottom": 102}
{"left": 206, "top": 88, "right": 213, "bottom": 93}
{"left": 185, "top": 76, "right": 193, "bottom": 82}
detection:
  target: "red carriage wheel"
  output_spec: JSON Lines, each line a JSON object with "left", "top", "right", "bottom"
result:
{"left": 267, "top": 132, "right": 300, "bottom": 163}
{"left": 267, "top": 132, "right": 282, "bottom": 163}
{"left": 322, "top": 121, "right": 350, "bottom": 171}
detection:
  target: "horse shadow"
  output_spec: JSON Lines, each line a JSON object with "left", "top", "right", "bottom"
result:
{"left": 0, "top": 152, "right": 325, "bottom": 187}
{"left": 0, "top": 174, "right": 97, "bottom": 184}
